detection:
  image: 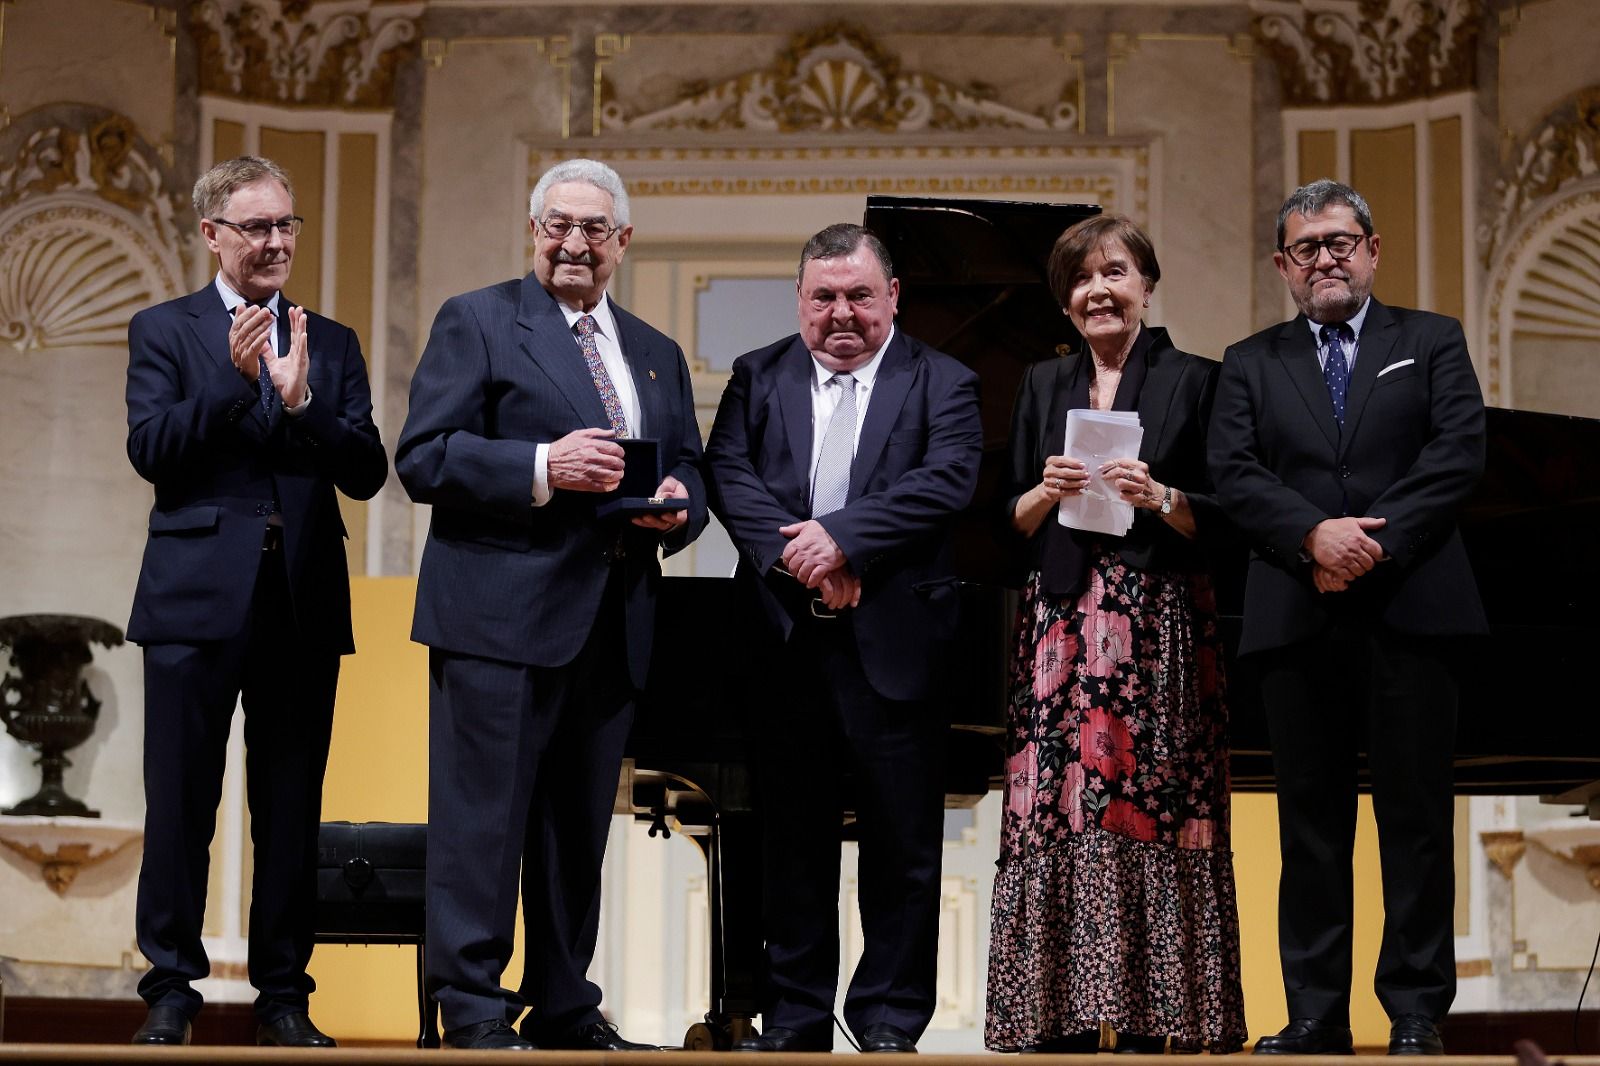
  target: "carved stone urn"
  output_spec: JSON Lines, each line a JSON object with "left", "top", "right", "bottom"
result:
{"left": 0, "top": 614, "right": 124, "bottom": 817}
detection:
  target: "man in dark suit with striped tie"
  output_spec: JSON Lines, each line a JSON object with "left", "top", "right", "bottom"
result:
{"left": 396, "top": 158, "right": 705, "bottom": 1051}
{"left": 705, "top": 224, "right": 983, "bottom": 1054}
{"left": 1208, "top": 180, "right": 1487, "bottom": 1056}
{"left": 125, "top": 155, "right": 388, "bottom": 1047}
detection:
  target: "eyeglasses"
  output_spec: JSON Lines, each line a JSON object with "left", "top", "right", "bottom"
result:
{"left": 1280, "top": 232, "right": 1368, "bottom": 267}
{"left": 537, "top": 215, "right": 619, "bottom": 243}
{"left": 211, "top": 215, "right": 304, "bottom": 241}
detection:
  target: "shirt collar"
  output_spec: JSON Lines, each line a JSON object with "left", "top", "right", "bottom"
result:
{"left": 810, "top": 324, "right": 894, "bottom": 389}
{"left": 554, "top": 290, "right": 618, "bottom": 340}
{"left": 214, "top": 274, "right": 281, "bottom": 316}
{"left": 1306, "top": 296, "right": 1371, "bottom": 345}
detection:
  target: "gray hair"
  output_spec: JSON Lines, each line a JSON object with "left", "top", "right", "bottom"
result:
{"left": 796, "top": 223, "right": 894, "bottom": 286}
{"left": 1276, "top": 179, "right": 1374, "bottom": 248}
{"left": 529, "top": 158, "right": 630, "bottom": 226}
{"left": 193, "top": 156, "right": 294, "bottom": 220}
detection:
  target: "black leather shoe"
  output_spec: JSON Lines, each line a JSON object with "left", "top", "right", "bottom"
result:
{"left": 1254, "top": 1019, "right": 1353, "bottom": 1055}
{"left": 132, "top": 1005, "right": 191, "bottom": 1046}
{"left": 860, "top": 1023, "right": 917, "bottom": 1053}
{"left": 445, "top": 1019, "right": 536, "bottom": 1050}
{"left": 1388, "top": 1015, "right": 1444, "bottom": 1056}
{"left": 1022, "top": 1030, "right": 1101, "bottom": 1054}
{"left": 1115, "top": 1032, "right": 1167, "bottom": 1054}
{"left": 537, "top": 1020, "right": 660, "bottom": 1051}
{"left": 732, "top": 1026, "right": 832, "bottom": 1052}
{"left": 257, "top": 1012, "right": 337, "bottom": 1047}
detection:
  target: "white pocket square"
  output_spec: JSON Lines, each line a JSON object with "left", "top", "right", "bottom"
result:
{"left": 1377, "top": 359, "right": 1415, "bottom": 377}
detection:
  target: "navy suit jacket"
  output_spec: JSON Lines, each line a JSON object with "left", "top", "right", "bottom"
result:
{"left": 705, "top": 330, "right": 982, "bottom": 703}
{"left": 125, "top": 283, "right": 388, "bottom": 653}
{"left": 1208, "top": 298, "right": 1487, "bottom": 655}
{"left": 395, "top": 276, "right": 707, "bottom": 686}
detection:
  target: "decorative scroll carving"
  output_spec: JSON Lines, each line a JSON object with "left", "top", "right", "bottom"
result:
{"left": 1481, "top": 88, "right": 1600, "bottom": 267}
{"left": 598, "top": 23, "right": 1079, "bottom": 135}
{"left": 1254, "top": 0, "right": 1479, "bottom": 106}
{"left": 1479, "top": 829, "right": 1526, "bottom": 879}
{"left": 0, "top": 107, "right": 189, "bottom": 352}
{"left": 193, "top": 0, "right": 422, "bottom": 108}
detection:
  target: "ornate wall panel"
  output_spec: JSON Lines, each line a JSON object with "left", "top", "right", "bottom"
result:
{"left": 0, "top": 106, "right": 190, "bottom": 352}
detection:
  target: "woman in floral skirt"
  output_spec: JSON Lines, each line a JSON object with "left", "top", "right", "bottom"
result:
{"left": 985, "top": 215, "right": 1245, "bottom": 1054}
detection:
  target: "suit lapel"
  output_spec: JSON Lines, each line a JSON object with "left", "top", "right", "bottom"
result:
{"left": 183, "top": 285, "right": 234, "bottom": 374}
{"left": 776, "top": 337, "right": 815, "bottom": 500}
{"left": 515, "top": 276, "right": 611, "bottom": 428}
{"left": 613, "top": 302, "right": 663, "bottom": 438}
{"left": 850, "top": 332, "right": 915, "bottom": 499}
{"left": 1337, "top": 299, "right": 1398, "bottom": 457}
{"left": 1274, "top": 316, "right": 1340, "bottom": 449}
{"left": 1135, "top": 328, "right": 1184, "bottom": 459}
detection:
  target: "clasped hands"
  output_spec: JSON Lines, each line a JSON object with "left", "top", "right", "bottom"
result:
{"left": 1304, "top": 515, "right": 1387, "bottom": 593}
{"left": 230, "top": 303, "right": 309, "bottom": 409}
{"left": 1039, "top": 454, "right": 1166, "bottom": 510}
{"left": 547, "top": 427, "right": 687, "bottom": 530}
{"left": 778, "top": 519, "right": 858, "bottom": 611}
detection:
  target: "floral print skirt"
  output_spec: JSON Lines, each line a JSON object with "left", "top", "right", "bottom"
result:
{"left": 985, "top": 555, "right": 1246, "bottom": 1053}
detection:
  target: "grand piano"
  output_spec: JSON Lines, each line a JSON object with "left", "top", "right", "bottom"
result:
{"left": 623, "top": 196, "right": 1600, "bottom": 1049}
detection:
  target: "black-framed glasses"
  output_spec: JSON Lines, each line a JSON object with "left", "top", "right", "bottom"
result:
{"left": 1280, "top": 232, "right": 1368, "bottom": 267}
{"left": 537, "top": 215, "right": 619, "bottom": 243}
{"left": 211, "top": 215, "right": 304, "bottom": 241}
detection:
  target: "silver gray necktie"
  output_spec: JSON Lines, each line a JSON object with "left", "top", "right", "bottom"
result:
{"left": 810, "top": 372, "right": 856, "bottom": 516}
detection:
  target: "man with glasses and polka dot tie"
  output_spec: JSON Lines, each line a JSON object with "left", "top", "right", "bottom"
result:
{"left": 125, "top": 155, "right": 387, "bottom": 1048}
{"left": 396, "top": 157, "right": 705, "bottom": 1051}
{"left": 1209, "top": 180, "right": 1487, "bottom": 1057}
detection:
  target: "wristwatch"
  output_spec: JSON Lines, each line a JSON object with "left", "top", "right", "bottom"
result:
{"left": 1158, "top": 484, "right": 1173, "bottom": 515}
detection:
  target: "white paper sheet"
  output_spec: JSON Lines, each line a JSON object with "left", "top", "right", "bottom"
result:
{"left": 1057, "top": 409, "right": 1144, "bottom": 536}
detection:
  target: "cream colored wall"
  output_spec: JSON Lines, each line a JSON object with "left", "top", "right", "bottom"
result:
{"left": 1495, "top": 0, "right": 1596, "bottom": 145}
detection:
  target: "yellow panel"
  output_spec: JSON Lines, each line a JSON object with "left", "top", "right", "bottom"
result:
{"left": 335, "top": 132, "right": 378, "bottom": 576}
{"left": 213, "top": 119, "right": 245, "bottom": 165}
{"left": 259, "top": 127, "right": 324, "bottom": 313}
{"left": 1352, "top": 125, "right": 1418, "bottom": 309}
{"left": 1429, "top": 117, "right": 1465, "bottom": 321}
{"left": 1297, "top": 130, "right": 1338, "bottom": 189}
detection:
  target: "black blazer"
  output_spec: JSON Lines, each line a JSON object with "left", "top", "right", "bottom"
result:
{"left": 705, "top": 330, "right": 983, "bottom": 703}
{"left": 125, "top": 284, "right": 388, "bottom": 653}
{"left": 1002, "top": 325, "right": 1224, "bottom": 594}
{"left": 395, "top": 276, "right": 707, "bottom": 687}
{"left": 1207, "top": 298, "right": 1487, "bottom": 655}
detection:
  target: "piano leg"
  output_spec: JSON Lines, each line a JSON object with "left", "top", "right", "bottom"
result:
{"left": 680, "top": 809, "right": 763, "bottom": 1050}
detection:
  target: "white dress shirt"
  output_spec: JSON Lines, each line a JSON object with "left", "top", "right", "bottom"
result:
{"left": 1307, "top": 296, "right": 1371, "bottom": 375}
{"left": 807, "top": 325, "right": 893, "bottom": 490}
{"left": 533, "top": 292, "right": 640, "bottom": 506}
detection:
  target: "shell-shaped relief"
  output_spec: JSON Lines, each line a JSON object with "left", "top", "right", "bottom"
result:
{"left": 0, "top": 199, "right": 185, "bottom": 353}
{"left": 1513, "top": 213, "right": 1600, "bottom": 341}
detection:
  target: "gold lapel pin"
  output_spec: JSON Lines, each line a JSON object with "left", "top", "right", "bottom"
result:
{"left": 648, "top": 369, "right": 657, "bottom": 380}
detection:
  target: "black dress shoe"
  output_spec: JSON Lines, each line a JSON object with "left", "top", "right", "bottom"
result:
{"left": 1115, "top": 1032, "right": 1168, "bottom": 1054}
{"left": 1388, "top": 1015, "right": 1444, "bottom": 1056}
{"left": 732, "top": 1026, "right": 832, "bottom": 1052}
{"left": 1253, "top": 1019, "right": 1353, "bottom": 1055}
{"left": 537, "top": 1020, "right": 660, "bottom": 1051}
{"left": 132, "top": 1005, "right": 191, "bottom": 1046}
{"left": 860, "top": 1023, "right": 917, "bottom": 1053}
{"left": 1022, "top": 1030, "right": 1102, "bottom": 1054}
{"left": 257, "top": 1012, "right": 337, "bottom": 1047}
{"left": 445, "top": 1019, "right": 536, "bottom": 1050}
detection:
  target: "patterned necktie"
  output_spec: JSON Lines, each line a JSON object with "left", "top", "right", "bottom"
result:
{"left": 575, "top": 314, "right": 628, "bottom": 435}
{"left": 811, "top": 372, "right": 857, "bottom": 517}
{"left": 1321, "top": 322, "right": 1352, "bottom": 426}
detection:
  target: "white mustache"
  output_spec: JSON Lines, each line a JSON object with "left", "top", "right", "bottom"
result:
{"left": 555, "top": 250, "right": 597, "bottom": 266}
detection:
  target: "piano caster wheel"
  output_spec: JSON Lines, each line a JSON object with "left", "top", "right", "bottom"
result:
{"left": 683, "top": 1021, "right": 725, "bottom": 1051}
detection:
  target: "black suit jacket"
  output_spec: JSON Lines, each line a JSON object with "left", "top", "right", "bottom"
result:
{"left": 705, "top": 330, "right": 983, "bottom": 703}
{"left": 125, "top": 284, "right": 387, "bottom": 652}
{"left": 1002, "top": 326, "right": 1224, "bottom": 592}
{"left": 1208, "top": 298, "right": 1487, "bottom": 655}
{"left": 395, "top": 276, "right": 706, "bottom": 686}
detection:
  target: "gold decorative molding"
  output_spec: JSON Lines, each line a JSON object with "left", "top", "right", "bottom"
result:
{"left": 1479, "top": 828, "right": 1526, "bottom": 878}
{"left": 597, "top": 23, "right": 1081, "bottom": 136}
{"left": 594, "top": 33, "right": 631, "bottom": 137}
{"left": 1455, "top": 957, "right": 1492, "bottom": 978}
{"left": 0, "top": 817, "right": 142, "bottom": 896}
{"left": 1254, "top": 0, "right": 1479, "bottom": 107}
{"left": 194, "top": 0, "right": 422, "bottom": 109}
{"left": 1480, "top": 87, "right": 1600, "bottom": 268}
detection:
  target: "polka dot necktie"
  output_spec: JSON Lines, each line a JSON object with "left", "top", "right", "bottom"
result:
{"left": 1321, "top": 322, "right": 1352, "bottom": 426}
